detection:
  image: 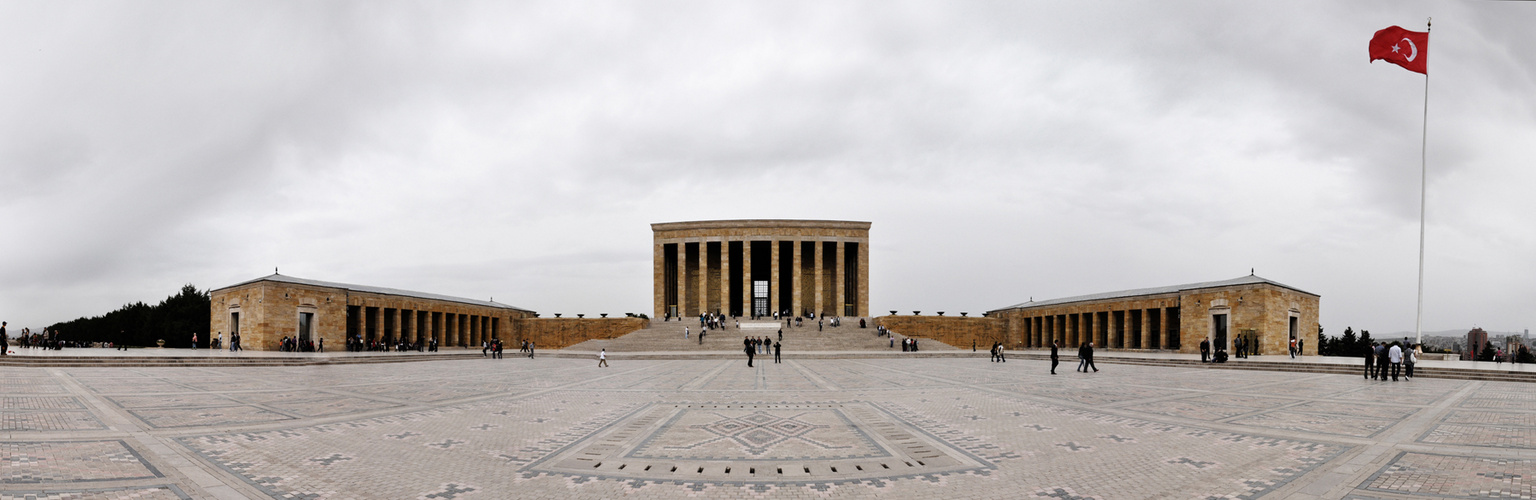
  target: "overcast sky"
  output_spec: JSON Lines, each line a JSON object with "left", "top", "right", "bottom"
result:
{"left": 2, "top": 1, "right": 1532, "bottom": 337}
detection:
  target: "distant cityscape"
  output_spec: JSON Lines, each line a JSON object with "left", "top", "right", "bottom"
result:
{"left": 1377, "top": 328, "right": 1529, "bottom": 354}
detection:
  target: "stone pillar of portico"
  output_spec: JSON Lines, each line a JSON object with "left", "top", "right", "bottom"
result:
{"left": 813, "top": 240, "right": 824, "bottom": 316}
{"left": 680, "top": 242, "right": 693, "bottom": 318}
{"left": 1140, "top": 309, "right": 1152, "bottom": 350}
{"left": 742, "top": 240, "right": 752, "bottom": 317}
{"left": 791, "top": 241, "right": 803, "bottom": 317}
{"left": 720, "top": 239, "right": 732, "bottom": 316}
{"left": 392, "top": 308, "right": 402, "bottom": 344}
{"left": 834, "top": 241, "right": 846, "bottom": 317}
{"left": 697, "top": 240, "right": 708, "bottom": 316}
{"left": 654, "top": 243, "right": 665, "bottom": 320}
{"left": 1158, "top": 308, "right": 1169, "bottom": 350}
{"left": 770, "top": 240, "right": 780, "bottom": 316}
{"left": 857, "top": 238, "right": 869, "bottom": 317}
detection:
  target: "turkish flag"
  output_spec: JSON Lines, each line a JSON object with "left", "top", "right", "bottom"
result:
{"left": 1369, "top": 26, "right": 1428, "bottom": 74}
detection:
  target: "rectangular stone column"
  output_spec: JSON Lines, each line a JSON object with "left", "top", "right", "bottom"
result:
{"left": 858, "top": 239, "right": 869, "bottom": 317}
{"left": 770, "top": 240, "right": 780, "bottom": 316}
{"left": 742, "top": 240, "right": 752, "bottom": 317}
{"left": 653, "top": 243, "right": 665, "bottom": 320}
{"left": 720, "top": 240, "right": 731, "bottom": 316}
{"left": 813, "top": 240, "right": 824, "bottom": 316}
{"left": 1140, "top": 309, "right": 1152, "bottom": 350}
{"left": 1158, "top": 308, "right": 1169, "bottom": 350}
{"left": 697, "top": 241, "right": 708, "bottom": 316}
{"left": 391, "top": 308, "right": 401, "bottom": 343}
{"left": 791, "top": 240, "right": 803, "bottom": 317}
{"left": 834, "top": 241, "right": 846, "bottom": 317}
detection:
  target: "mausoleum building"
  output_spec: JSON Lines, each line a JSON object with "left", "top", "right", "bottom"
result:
{"left": 653, "top": 219, "right": 870, "bottom": 319}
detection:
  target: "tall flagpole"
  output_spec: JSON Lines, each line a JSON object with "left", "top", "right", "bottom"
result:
{"left": 1414, "top": 18, "right": 1431, "bottom": 346}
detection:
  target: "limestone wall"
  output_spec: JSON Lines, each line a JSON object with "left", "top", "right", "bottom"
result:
{"left": 514, "top": 317, "right": 650, "bottom": 350}
{"left": 211, "top": 279, "right": 533, "bottom": 351}
{"left": 1177, "top": 285, "right": 1319, "bottom": 356}
{"left": 873, "top": 315, "right": 1004, "bottom": 350}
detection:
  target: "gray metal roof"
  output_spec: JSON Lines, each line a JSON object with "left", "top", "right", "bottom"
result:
{"left": 988, "top": 275, "right": 1316, "bottom": 313}
{"left": 212, "top": 274, "right": 534, "bottom": 312}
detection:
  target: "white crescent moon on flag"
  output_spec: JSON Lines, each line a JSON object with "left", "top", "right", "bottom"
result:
{"left": 1401, "top": 38, "right": 1417, "bottom": 61}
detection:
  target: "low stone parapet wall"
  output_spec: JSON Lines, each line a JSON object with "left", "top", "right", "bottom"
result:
{"left": 873, "top": 315, "right": 1005, "bottom": 351}
{"left": 514, "top": 317, "right": 650, "bottom": 350}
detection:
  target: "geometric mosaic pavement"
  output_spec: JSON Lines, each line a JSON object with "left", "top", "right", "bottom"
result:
{"left": 0, "top": 357, "right": 1531, "bottom": 498}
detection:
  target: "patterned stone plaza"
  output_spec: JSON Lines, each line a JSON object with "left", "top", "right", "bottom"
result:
{"left": 1, "top": 357, "right": 1532, "bottom": 499}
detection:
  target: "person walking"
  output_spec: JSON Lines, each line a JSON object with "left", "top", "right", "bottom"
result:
{"left": 1382, "top": 342, "right": 1394, "bottom": 380}
{"left": 685, "top": 327, "right": 689, "bottom": 340}
{"left": 1, "top": 321, "right": 8, "bottom": 357}
{"left": 1404, "top": 345, "right": 1416, "bottom": 380}
{"left": 192, "top": 332, "right": 198, "bottom": 349}
{"left": 527, "top": 342, "right": 535, "bottom": 359}
{"left": 997, "top": 342, "right": 1006, "bottom": 362}
{"left": 1200, "top": 338, "right": 1210, "bottom": 363}
{"left": 1077, "top": 343, "right": 1088, "bottom": 372}
{"left": 1388, "top": 343, "right": 1403, "bottom": 381}
{"left": 744, "top": 337, "right": 755, "bottom": 367}
{"left": 597, "top": 349, "right": 608, "bottom": 367}
{"left": 773, "top": 341, "right": 781, "bottom": 364}
{"left": 1289, "top": 337, "right": 1297, "bottom": 358}
{"left": 1050, "top": 340, "right": 1060, "bottom": 375}
{"left": 1084, "top": 342, "right": 1098, "bottom": 372}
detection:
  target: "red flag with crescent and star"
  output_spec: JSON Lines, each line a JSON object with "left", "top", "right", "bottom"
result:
{"left": 1369, "top": 25, "right": 1428, "bottom": 74}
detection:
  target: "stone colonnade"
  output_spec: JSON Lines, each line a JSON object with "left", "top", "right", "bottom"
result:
{"left": 345, "top": 299, "right": 520, "bottom": 348}
{"left": 1004, "top": 301, "right": 1181, "bottom": 350}
{"left": 653, "top": 220, "right": 871, "bottom": 319}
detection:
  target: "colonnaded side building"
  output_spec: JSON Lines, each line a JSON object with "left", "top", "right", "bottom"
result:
{"left": 210, "top": 274, "right": 536, "bottom": 351}
{"left": 652, "top": 219, "right": 870, "bottom": 319}
{"left": 984, "top": 275, "right": 1320, "bottom": 355}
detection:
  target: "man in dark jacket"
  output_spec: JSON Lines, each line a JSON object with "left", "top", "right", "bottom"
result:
{"left": 1050, "top": 340, "right": 1059, "bottom": 375}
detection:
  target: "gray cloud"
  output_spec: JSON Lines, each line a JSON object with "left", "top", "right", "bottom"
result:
{"left": 2, "top": 1, "right": 1532, "bottom": 338}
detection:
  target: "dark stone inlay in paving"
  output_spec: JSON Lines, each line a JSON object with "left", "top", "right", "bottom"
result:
{"left": 0, "top": 484, "right": 192, "bottom": 500}
{"left": 1359, "top": 451, "right": 1535, "bottom": 498}
{"left": 0, "top": 440, "right": 164, "bottom": 484}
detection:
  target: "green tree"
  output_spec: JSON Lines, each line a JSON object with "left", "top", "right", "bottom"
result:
{"left": 1338, "top": 327, "right": 1358, "bottom": 356}
{"left": 1477, "top": 341, "right": 1497, "bottom": 361}
{"left": 48, "top": 284, "right": 210, "bottom": 347}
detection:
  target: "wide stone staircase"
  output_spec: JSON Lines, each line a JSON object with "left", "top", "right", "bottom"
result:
{"left": 565, "top": 318, "right": 959, "bottom": 352}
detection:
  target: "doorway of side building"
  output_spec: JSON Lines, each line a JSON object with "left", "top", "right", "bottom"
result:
{"left": 297, "top": 310, "right": 314, "bottom": 346}
{"left": 1211, "top": 313, "right": 1228, "bottom": 353}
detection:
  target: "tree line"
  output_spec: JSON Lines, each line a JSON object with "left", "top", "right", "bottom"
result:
{"left": 47, "top": 284, "right": 211, "bottom": 348}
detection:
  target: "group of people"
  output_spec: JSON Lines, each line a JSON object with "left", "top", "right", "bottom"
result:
{"left": 989, "top": 342, "right": 1007, "bottom": 362}
{"left": 900, "top": 337, "right": 920, "bottom": 351}
{"left": 743, "top": 335, "right": 781, "bottom": 366}
{"left": 481, "top": 339, "right": 506, "bottom": 358}
{"left": 1365, "top": 341, "right": 1418, "bottom": 381}
{"left": 1199, "top": 338, "right": 1230, "bottom": 363}
{"left": 2, "top": 324, "right": 69, "bottom": 353}
{"left": 276, "top": 336, "right": 317, "bottom": 352}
